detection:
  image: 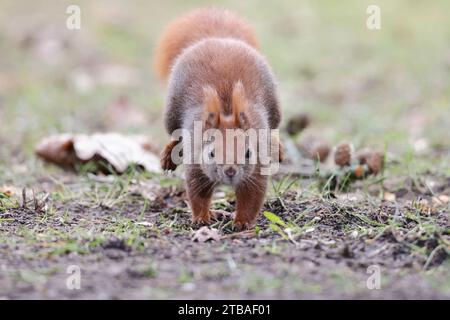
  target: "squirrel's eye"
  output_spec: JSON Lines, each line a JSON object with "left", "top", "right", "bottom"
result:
{"left": 245, "top": 148, "right": 251, "bottom": 159}
{"left": 209, "top": 149, "right": 215, "bottom": 158}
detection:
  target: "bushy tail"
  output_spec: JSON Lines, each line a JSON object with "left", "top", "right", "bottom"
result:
{"left": 153, "top": 8, "right": 258, "bottom": 81}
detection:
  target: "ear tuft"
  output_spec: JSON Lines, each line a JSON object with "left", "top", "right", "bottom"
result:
{"left": 202, "top": 85, "right": 221, "bottom": 128}
{"left": 232, "top": 81, "right": 249, "bottom": 128}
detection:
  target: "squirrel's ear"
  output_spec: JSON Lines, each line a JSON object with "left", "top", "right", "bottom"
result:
{"left": 202, "top": 85, "right": 221, "bottom": 128}
{"left": 232, "top": 81, "right": 249, "bottom": 128}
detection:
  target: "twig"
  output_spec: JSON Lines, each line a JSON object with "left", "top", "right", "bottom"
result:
{"left": 221, "top": 230, "right": 256, "bottom": 240}
{"left": 21, "top": 187, "right": 27, "bottom": 209}
{"left": 423, "top": 244, "right": 445, "bottom": 271}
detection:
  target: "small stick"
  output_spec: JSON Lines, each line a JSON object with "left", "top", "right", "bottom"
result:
{"left": 22, "top": 188, "right": 27, "bottom": 209}
{"left": 221, "top": 230, "right": 256, "bottom": 240}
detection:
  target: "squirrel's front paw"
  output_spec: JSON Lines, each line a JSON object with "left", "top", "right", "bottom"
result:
{"left": 192, "top": 210, "right": 231, "bottom": 225}
{"left": 192, "top": 213, "right": 212, "bottom": 225}
{"left": 210, "top": 210, "right": 232, "bottom": 220}
{"left": 233, "top": 217, "right": 255, "bottom": 231}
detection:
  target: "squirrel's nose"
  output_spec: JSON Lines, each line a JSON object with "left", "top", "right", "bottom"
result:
{"left": 224, "top": 167, "right": 236, "bottom": 178}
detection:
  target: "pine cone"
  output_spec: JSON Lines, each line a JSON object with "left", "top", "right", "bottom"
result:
{"left": 357, "top": 149, "right": 384, "bottom": 174}
{"left": 334, "top": 142, "right": 353, "bottom": 167}
{"left": 309, "top": 142, "right": 330, "bottom": 162}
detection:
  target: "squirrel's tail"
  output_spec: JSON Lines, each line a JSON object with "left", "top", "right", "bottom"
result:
{"left": 153, "top": 8, "right": 258, "bottom": 82}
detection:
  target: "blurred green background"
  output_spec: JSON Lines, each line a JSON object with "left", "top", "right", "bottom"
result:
{"left": 0, "top": 0, "right": 449, "bottom": 180}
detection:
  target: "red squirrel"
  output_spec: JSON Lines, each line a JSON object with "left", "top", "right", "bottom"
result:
{"left": 154, "top": 8, "right": 283, "bottom": 229}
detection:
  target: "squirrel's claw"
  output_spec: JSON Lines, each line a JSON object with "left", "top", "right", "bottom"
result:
{"left": 192, "top": 213, "right": 212, "bottom": 225}
{"left": 233, "top": 218, "right": 255, "bottom": 231}
{"left": 192, "top": 210, "right": 232, "bottom": 226}
{"left": 210, "top": 209, "right": 232, "bottom": 220}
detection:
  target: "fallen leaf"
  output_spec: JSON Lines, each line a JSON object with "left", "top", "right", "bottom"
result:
{"left": 35, "top": 134, "right": 77, "bottom": 168}
{"left": 36, "top": 133, "right": 161, "bottom": 174}
{"left": 384, "top": 192, "right": 396, "bottom": 202}
{"left": 432, "top": 195, "right": 450, "bottom": 207}
{"left": 191, "top": 226, "right": 221, "bottom": 243}
{"left": 0, "top": 186, "right": 21, "bottom": 197}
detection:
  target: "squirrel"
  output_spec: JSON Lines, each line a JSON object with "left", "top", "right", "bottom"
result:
{"left": 154, "top": 8, "right": 283, "bottom": 229}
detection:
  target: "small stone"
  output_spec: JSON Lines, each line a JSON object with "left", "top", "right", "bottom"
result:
{"left": 384, "top": 192, "right": 396, "bottom": 202}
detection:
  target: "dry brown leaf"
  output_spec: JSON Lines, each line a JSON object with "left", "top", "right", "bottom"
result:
{"left": 35, "top": 134, "right": 77, "bottom": 168}
{"left": 192, "top": 226, "right": 221, "bottom": 243}
{"left": 35, "top": 133, "right": 161, "bottom": 174}
{"left": 432, "top": 195, "right": 450, "bottom": 207}
{"left": 0, "top": 186, "right": 21, "bottom": 197}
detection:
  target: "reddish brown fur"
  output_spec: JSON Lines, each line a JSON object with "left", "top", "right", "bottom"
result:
{"left": 202, "top": 82, "right": 249, "bottom": 130}
{"left": 163, "top": 38, "right": 281, "bottom": 135}
{"left": 160, "top": 139, "right": 179, "bottom": 171}
{"left": 155, "top": 8, "right": 282, "bottom": 229}
{"left": 154, "top": 8, "right": 258, "bottom": 81}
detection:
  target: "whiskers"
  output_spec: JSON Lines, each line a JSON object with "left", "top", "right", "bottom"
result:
{"left": 240, "top": 174, "right": 265, "bottom": 193}
{"left": 189, "top": 167, "right": 218, "bottom": 198}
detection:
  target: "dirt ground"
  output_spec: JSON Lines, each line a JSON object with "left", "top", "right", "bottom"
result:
{"left": 0, "top": 167, "right": 448, "bottom": 299}
{"left": 0, "top": 0, "right": 449, "bottom": 299}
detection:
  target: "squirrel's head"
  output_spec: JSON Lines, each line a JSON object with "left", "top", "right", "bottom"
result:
{"left": 199, "top": 81, "right": 261, "bottom": 186}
